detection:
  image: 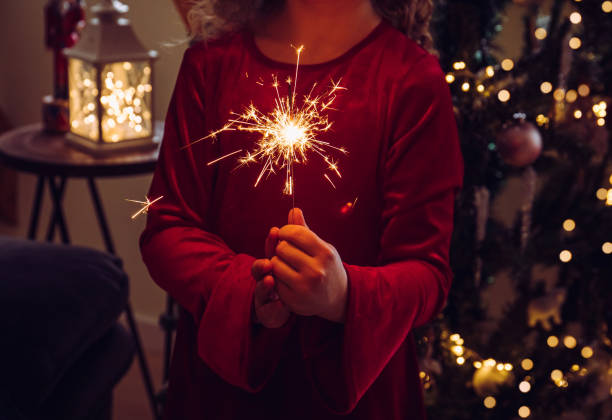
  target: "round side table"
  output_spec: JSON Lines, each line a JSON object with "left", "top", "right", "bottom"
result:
{"left": 0, "top": 123, "right": 161, "bottom": 244}
{"left": 0, "top": 123, "right": 163, "bottom": 420}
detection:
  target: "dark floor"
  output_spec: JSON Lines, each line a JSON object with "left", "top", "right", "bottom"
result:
{"left": 113, "top": 316, "right": 164, "bottom": 420}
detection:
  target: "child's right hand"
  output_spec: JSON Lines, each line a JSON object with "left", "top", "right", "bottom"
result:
{"left": 251, "top": 227, "right": 291, "bottom": 328}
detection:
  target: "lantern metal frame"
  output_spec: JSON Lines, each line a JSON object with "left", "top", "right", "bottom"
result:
{"left": 64, "top": 0, "right": 159, "bottom": 154}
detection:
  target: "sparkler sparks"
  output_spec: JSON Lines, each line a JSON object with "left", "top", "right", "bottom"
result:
{"left": 126, "top": 196, "right": 163, "bottom": 219}
{"left": 183, "top": 45, "right": 348, "bottom": 198}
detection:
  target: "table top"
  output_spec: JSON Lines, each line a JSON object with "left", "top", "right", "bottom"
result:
{"left": 0, "top": 123, "right": 163, "bottom": 177}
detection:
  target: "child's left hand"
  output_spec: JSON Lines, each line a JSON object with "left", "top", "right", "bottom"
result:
{"left": 269, "top": 208, "right": 348, "bottom": 323}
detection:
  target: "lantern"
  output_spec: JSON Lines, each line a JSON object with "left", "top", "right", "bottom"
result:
{"left": 65, "top": 0, "right": 158, "bottom": 153}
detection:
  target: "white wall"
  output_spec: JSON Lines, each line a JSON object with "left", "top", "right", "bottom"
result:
{"left": 0, "top": 0, "right": 187, "bottom": 321}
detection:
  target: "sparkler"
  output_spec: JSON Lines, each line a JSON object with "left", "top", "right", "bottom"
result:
{"left": 126, "top": 195, "right": 164, "bottom": 219}
{"left": 183, "top": 45, "right": 347, "bottom": 207}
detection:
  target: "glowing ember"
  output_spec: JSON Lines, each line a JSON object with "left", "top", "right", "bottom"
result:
{"left": 126, "top": 195, "right": 163, "bottom": 219}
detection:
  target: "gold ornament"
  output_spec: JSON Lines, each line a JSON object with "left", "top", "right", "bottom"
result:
{"left": 527, "top": 287, "right": 566, "bottom": 330}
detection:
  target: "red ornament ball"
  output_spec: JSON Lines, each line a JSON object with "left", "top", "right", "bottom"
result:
{"left": 496, "top": 119, "right": 542, "bottom": 167}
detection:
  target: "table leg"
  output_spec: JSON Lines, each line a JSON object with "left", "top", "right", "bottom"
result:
{"left": 159, "top": 295, "right": 178, "bottom": 383}
{"left": 125, "top": 302, "right": 161, "bottom": 420}
{"left": 46, "top": 177, "right": 68, "bottom": 242}
{"left": 27, "top": 176, "right": 46, "bottom": 240}
{"left": 47, "top": 176, "right": 70, "bottom": 244}
{"left": 85, "top": 176, "right": 160, "bottom": 420}
{"left": 87, "top": 177, "right": 116, "bottom": 255}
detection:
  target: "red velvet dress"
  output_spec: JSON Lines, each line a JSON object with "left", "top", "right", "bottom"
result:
{"left": 140, "top": 20, "right": 463, "bottom": 420}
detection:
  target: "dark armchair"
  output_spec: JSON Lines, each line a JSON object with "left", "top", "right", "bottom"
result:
{"left": 0, "top": 236, "right": 135, "bottom": 420}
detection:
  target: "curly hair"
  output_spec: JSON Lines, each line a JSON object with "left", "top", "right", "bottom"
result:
{"left": 186, "top": 0, "right": 435, "bottom": 53}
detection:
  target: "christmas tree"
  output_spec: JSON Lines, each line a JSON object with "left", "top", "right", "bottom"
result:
{"left": 420, "top": 0, "right": 612, "bottom": 418}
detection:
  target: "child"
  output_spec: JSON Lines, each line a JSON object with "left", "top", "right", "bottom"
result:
{"left": 140, "top": 0, "right": 464, "bottom": 419}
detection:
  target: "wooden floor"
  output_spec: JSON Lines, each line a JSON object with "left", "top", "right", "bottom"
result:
{"left": 113, "top": 316, "right": 166, "bottom": 420}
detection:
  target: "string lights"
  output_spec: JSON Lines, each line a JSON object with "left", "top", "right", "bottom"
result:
{"left": 498, "top": 89, "right": 511, "bottom": 102}
{"left": 423, "top": 2, "right": 612, "bottom": 416}
{"left": 518, "top": 406, "right": 531, "bottom": 418}
{"left": 430, "top": 330, "right": 602, "bottom": 417}
{"left": 440, "top": 8, "right": 608, "bottom": 134}
{"left": 569, "top": 36, "right": 582, "bottom": 50}
{"left": 501, "top": 58, "right": 514, "bottom": 71}
{"left": 569, "top": 12, "right": 582, "bottom": 23}
{"left": 559, "top": 250, "right": 573, "bottom": 263}
{"left": 69, "top": 60, "right": 153, "bottom": 143}
{"left": 562, "top": 219, "right": 576, "bottom": 231}
{"left": 534, "top": 27, "right": 547, "bottom": 40}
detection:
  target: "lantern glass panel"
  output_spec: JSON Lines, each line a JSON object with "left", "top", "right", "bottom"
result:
{"left": 69, "top": 58, "right": 99, "bottom": 141}
{"left": 100, "top": 61, "right": 153, "bottom": 143}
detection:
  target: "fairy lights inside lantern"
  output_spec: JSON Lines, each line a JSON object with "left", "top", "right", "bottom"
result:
{"left": 64, "top": 0, "right": 158, "bottom": 153}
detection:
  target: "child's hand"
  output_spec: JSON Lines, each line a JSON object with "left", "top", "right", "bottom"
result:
{"left": 251, "top": 227, "right": 291, "bottom": 328}
{"left": 271, "top": 208, "right": 348, "bottom": 323}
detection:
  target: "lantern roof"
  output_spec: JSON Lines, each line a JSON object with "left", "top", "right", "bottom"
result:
{"left": 64, "top": 0, "right": 158, "bottom": 64}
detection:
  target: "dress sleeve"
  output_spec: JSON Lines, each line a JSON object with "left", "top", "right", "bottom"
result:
{"left": 300, "top": 54, "right": 464, "bottom": 413}
{"left": 139, "top": 46, "right": 295, "bottom": 393}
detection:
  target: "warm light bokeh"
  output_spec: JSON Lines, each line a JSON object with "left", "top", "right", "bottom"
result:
{"left": 69, "top": 59, "right": 153, "bottom": 143}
